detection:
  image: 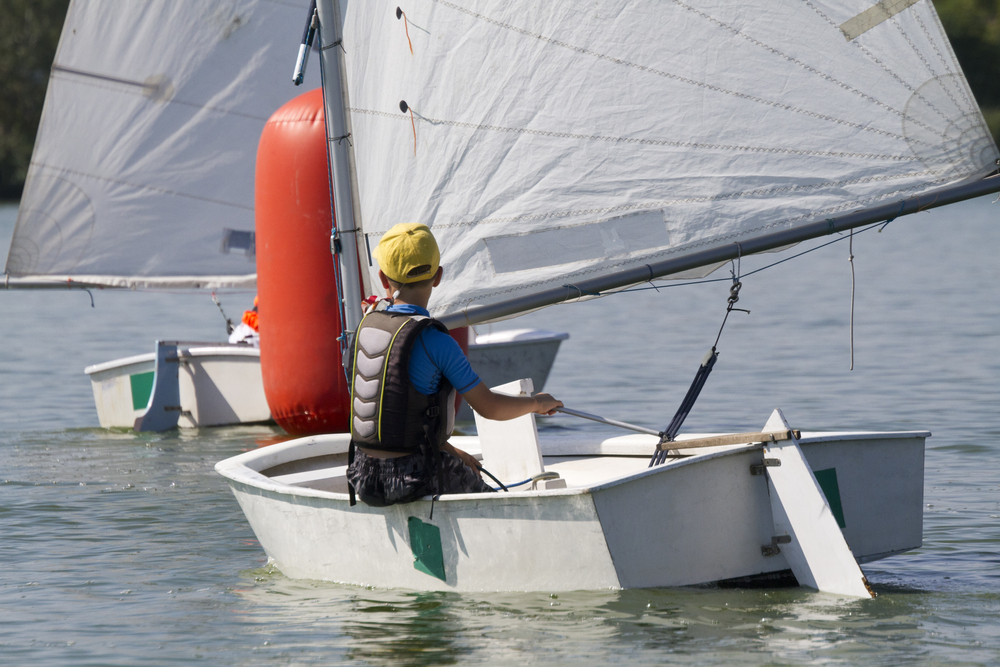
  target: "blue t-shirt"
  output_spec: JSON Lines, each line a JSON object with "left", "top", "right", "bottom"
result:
{"left": 385, "top": 304, "right": 481, "bottom": 396}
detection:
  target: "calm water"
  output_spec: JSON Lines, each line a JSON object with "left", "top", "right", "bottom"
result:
{"left": 1, "top": 197, "right": 999, "bottom": 665}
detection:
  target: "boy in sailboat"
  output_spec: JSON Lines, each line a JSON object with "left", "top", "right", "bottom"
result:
{"left": 347, "top": 223, "right": 562, "bottom": 506}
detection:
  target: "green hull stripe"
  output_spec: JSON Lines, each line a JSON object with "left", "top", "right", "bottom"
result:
{"left": 408, "top": 517, "right": 446, "bottom": 582}
{"left": 814, "top": 467, "right": 846, "bottom": 529}
{"left": 130, "top": 372, "right": 155, "bottom": 411}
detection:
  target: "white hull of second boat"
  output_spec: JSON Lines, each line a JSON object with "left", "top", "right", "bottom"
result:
{"left": 458, "top": 329, "right": 569, "bottom": 422}
{"left": 85, "top": 345, "right": 271, "bottom": 429}
{"left": 85, "top": 329, "right": 568, "bottom": 430}
{"left": 216, "top": 428, "right": 925, "bottom": 592}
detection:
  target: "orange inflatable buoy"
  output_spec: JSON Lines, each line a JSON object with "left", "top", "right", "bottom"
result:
{"left": 256, "top": 89, "right": 349, "bottom": 435}
{"left": 255, "top": 89, "right": 468, "bottom": 435}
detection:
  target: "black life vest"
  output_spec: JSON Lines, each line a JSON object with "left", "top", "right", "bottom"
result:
{"left": 349, "top": 310, "right": 455, "bottom": 455}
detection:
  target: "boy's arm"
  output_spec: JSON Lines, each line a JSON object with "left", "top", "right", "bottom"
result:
{"left": 461, "top": 383, "right": 563, "bottom": 421}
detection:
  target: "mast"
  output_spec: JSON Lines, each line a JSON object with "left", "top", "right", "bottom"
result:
{"left": 438, "top": 172, "right": 1000, "bottom": 329}
{"left": 315, "top": 0, "right": 363, "bottom": 335}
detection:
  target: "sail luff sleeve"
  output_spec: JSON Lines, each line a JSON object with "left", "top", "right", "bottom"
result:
{"left": 316, "top": 0, "right": 364, "bottom": 332}
{"left": 437, "top": 173, "right": 1000, "bottom": 329}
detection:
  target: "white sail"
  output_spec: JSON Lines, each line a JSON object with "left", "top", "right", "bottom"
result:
{"left": 4, "top": 0, "right": 319, "bottom": 289}
{"left": 339, "top": 0, "right": 998, "bottom": 320}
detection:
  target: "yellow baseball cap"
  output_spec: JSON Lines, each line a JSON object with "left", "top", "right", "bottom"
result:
{"left": 375, "top": 223, "right": 440, "bottom": 284}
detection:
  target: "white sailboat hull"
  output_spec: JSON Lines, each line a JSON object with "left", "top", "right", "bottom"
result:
{"left": 84, "top": 345, "right": 271, "bottom": 429}
{"left": 84, "top": 330, "right": 567, "bottom": 429}
{"left": 216, "top": 429, "right": 925, "bottom": 591}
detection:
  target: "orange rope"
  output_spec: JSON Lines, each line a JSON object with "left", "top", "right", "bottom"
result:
{"left": 400, "top": 10, "right": 413, "bottom": 55}
{"left": 409, "top": 108, "right": 416, "bottom": 155}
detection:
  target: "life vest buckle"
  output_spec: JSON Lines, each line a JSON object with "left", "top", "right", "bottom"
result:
{"left": 425, "top": 406, "right": 440, "bottom": 418}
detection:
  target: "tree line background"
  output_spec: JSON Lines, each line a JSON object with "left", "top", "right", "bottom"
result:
{"left": 1, "top": 0, "right": 998, "bottom": 200}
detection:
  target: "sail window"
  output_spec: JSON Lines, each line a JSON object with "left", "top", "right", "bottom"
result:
{"left": 220, "top": 229, "right": 256, "bottom": 257}
{"left": 483, "top": 211, "right": 670, "bottom": 275}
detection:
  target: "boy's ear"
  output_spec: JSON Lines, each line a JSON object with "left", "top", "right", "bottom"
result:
{"left": 378, "top": 270, "right": 392, "bottom": 290}
{"left": 432, "top": 266, "right": 443, "bottom": 287}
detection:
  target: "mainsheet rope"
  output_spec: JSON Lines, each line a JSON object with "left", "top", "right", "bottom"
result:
{"left": 648, "top": 246, "right": 749, "bottom": 467}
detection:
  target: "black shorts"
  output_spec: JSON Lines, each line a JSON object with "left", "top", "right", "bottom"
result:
{"left": 347, "top": 448, "right": 492, "bottom": 507}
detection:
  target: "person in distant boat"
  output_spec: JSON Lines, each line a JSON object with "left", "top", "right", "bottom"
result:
{"left": 346, "top": 223, "right": 562, "bottom": 507}
{"left": 228, "top": 295, "right": 259, "bottom": 347}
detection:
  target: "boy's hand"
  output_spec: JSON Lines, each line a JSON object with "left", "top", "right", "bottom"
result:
{"left": 442, "top": 442, "right": 482, "bottom": 479}
{"left": 532, "top": 393, "right": 563, "bottom": 416}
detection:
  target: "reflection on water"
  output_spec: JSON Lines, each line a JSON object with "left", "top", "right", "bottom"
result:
{"left": 230, "top": 571, "right": 1000, "bottom": 665}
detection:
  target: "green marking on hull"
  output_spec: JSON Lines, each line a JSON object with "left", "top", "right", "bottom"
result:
{"left": 408, "top": 517, "right": 446, "bottom": 582}
{"left": 130, "top": 372, "right": 155, "bottom": 411}
{"left": 814, "top": 467, "right": 846, "bottom": 529}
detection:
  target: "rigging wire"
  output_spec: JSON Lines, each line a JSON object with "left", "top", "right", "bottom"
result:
{"left": 211, "top": 291, "right": 234, "bottom": 334}
{"left": 608, "top": 218, "right": 889, "bottom": 296}
{"left": 558, "top": 219, "right": 899, "bottom": 465}
{"left": 849, "top": 229, "right": 855, "bottom": 371}
{"left": 648, "top": 246, "right": 748, "bottom": 468}
{"left": 712, "top": 244, "right": 750, "bottom": 350}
